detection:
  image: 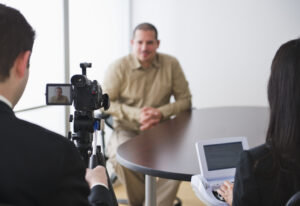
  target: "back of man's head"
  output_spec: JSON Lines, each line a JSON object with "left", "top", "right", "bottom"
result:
{"left": 0, "top": 4, "right": 35, "bottom": 82}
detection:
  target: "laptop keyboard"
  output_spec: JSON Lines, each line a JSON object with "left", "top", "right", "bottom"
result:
{"left": 212, "top": 190, "right": 225, "bottom": 202}
{"left": 210, "top": 180, "right": 234, "bottom": 202}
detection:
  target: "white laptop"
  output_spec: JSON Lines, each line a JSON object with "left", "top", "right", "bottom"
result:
{"left": 191, "top": 136, "right": 249, "bottom": 206}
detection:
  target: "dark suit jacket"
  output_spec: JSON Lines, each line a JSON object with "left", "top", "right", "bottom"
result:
{"left": 0, "top": 101, "right": 112, "bottom": 206}
{"left": 233, "top": 144, "right": 300, "bottom": 206}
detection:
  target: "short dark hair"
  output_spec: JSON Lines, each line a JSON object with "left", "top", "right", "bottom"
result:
{"left": 132, "top": 22, "right": 158, "bottom": 40}
{"left": 266, "top": 38, "right": 300, "bottom": 173}
{"left": 0, "top": 4, "right": 35, "bottom": 81}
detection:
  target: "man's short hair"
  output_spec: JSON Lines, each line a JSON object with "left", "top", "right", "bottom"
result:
{"left": 132, "top": 22, "right": 158, "bottom": 40}
{"left": 0, "top": 4, "right": 35, "bottom": 81}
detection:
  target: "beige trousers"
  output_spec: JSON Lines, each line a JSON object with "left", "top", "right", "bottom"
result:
{"left": 107, "top": 128, "right": 180, "bottom": 206}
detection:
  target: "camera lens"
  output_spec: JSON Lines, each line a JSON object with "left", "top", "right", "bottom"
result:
{"left": 71, "top": 75, "right": 87, "bottom": 87}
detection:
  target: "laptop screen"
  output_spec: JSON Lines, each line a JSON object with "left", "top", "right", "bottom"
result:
{"left": 204, "top": 142, "right": 243, "bottom": 171}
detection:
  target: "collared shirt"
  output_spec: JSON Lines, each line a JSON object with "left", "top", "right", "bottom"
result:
{"left": 103, "top": 52, "right": 192, "bottom": 132}
{"left": 0, "top": 94, "right": 12, "bottom": 108}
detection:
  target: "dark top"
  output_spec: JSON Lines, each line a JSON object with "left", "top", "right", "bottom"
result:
{"left": 0, "top": 101, "right": 112, "bottom": 206}
{"left": 233, "top": 144, "right": 300, "bottom": 206}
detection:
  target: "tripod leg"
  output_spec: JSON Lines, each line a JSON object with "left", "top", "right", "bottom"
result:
{"left": 96, "top": 146, "right": 119, "bottom": 206}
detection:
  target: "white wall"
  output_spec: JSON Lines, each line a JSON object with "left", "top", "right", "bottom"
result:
{"left": 69, "top": 0, "right": 130, "bottom": 82}
{"left": 131, "top": 0, "right": 300, "bottom": 108}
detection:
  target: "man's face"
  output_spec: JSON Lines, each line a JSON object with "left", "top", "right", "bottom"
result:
{"left": 131, "top": 29, "right": 160, "bottom": 66}
{"left": 55, "top": 88, "right": 62, "bottom": 96}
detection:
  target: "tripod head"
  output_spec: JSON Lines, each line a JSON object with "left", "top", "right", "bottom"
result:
{"left": 69, "top": 110, "right": 96, "bottom": 167}
{"left": 69, "top": 110, "right": 108, "bottom": 168}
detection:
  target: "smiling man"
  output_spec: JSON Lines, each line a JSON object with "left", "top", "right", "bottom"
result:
{"left": 103, "top": 23, "right": 192, "bottom": 206}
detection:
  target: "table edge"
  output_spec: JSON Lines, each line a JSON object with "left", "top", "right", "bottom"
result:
{"left": 116, "top": 152, "right": 193, "bottom": 181}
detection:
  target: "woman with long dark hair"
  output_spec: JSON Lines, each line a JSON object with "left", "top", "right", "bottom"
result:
{"left": 217, "top": 38, "right": 300, "bottom": 206}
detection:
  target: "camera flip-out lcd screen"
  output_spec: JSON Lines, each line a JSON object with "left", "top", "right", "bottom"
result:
{"left": 46, "top": 84, "right": 72, "bottom": 105}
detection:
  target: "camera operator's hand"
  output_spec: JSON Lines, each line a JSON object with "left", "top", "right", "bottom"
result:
{"left": 139, "top": 107, "right": 162, "bottom": 131}
{"left": 85, "top": 166, "right": 108, "bottom": 189}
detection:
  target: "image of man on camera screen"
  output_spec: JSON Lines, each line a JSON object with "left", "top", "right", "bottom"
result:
{"left": 49, "top": 86, "right": 70, "bottom": 104}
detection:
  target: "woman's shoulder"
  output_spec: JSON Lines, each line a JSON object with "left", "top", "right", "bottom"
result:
{"left": 240, "top": 144, "right": 272, "bottom": 172}
{"left": 247, "top": 144, "right": 270, "bottom": 159}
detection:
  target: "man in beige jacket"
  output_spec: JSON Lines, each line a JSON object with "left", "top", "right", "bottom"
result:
{"left": 103, "top": 22, "right": 192, "bottom": 206}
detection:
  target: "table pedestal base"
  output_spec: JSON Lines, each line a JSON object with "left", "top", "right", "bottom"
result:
{"left": 145, "top": 175, "right": 156, "bottom": 206}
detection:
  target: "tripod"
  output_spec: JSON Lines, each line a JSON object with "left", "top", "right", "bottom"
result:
{"left": 69, "top": 110, "right": 118, "bottom": 206}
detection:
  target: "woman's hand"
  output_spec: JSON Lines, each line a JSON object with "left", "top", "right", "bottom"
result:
{"left": 217, "top": 181, "right": 234, "bottom": 206}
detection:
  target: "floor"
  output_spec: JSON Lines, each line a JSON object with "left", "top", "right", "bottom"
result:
{"left": 113, "top": 181, "right": 206, "bottom": 206}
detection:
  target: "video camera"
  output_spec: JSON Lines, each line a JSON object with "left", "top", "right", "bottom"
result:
{"left": 46, "top": 63, "right": 109, "bottom": 111}
{"left": 45, "top": 62, "right": 110, "bottom": 163}
{"left": 45, "top": 63, "right": 118, "bottom": 206}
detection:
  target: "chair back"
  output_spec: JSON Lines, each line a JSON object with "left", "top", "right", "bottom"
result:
{"left": 102, "top": 113, "right": 114, "bottom": 129}
{"left": 286, "top": 191, "right": 300, "bottom": 206}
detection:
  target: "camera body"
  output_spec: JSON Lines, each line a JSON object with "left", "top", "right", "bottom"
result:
{"left": 46, "top": 63, "right": 109, "bottom": 112}
{"left": 71, "top": 74, "right": 109, "bottom": 111}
